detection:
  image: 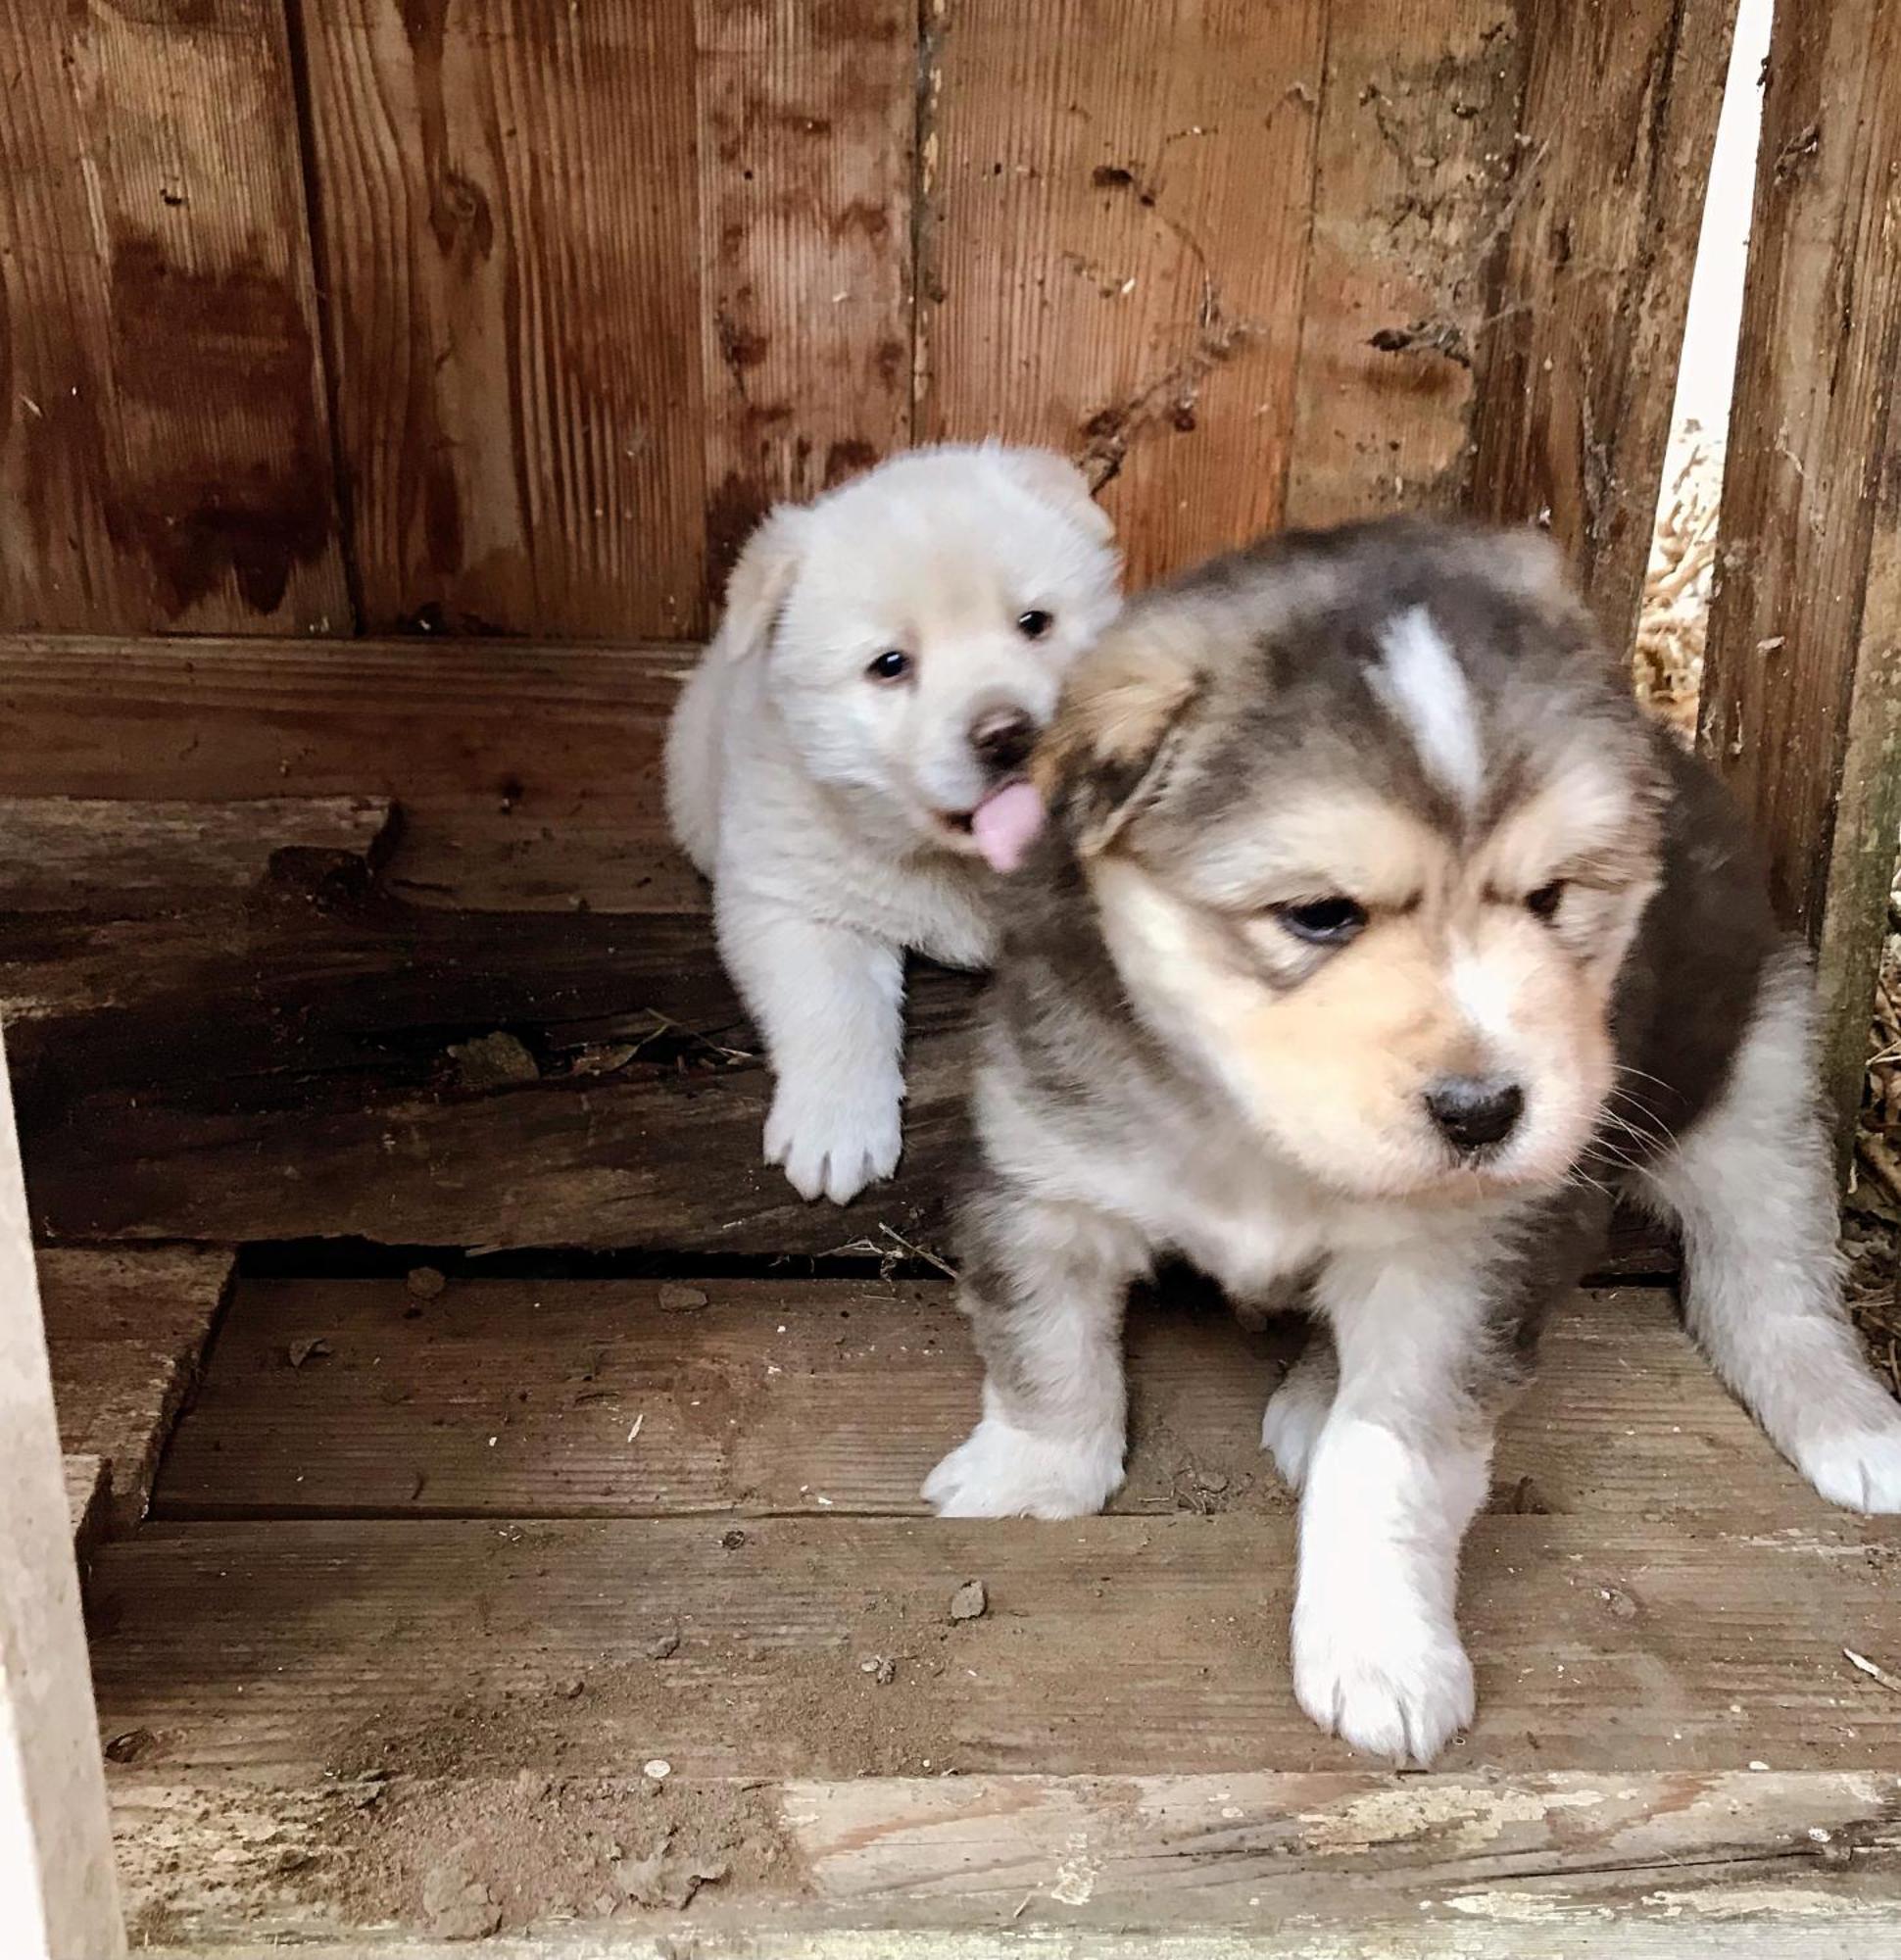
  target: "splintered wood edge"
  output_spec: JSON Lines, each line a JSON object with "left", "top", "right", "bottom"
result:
{"left": 110, "top": 1770, "right": 1901, "bottom": 1956}
{"left": 41, "top": 1246, "right": 239, "bottom": 1535}
{"left": 64, "top": 1453, "right": 107, "bottom": 1567}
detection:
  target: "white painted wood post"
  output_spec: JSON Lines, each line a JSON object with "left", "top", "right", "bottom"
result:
{"left": 0, "top": 1023, "right": 122, "bottom": 1957}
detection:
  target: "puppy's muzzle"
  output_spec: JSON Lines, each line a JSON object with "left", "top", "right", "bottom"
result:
{"left": 969, "top": 707, "right": 1037, "bottom": 776}
{"left": 1424, "top": 1074, "right": 1524, "bottom": 1154}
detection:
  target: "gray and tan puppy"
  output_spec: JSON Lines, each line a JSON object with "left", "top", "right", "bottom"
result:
{"left": 925, "top": 517, "right": 1901, "bottom": 1765}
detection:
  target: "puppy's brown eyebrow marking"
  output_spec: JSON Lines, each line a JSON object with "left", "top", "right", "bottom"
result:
{"left": 1370, "top": 607, "right": 1485, "bottom": 814}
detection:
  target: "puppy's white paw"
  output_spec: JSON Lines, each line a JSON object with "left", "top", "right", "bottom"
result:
{"left": 923, "top": 1416, "right": 1124, "bottom": 1520}
{"left": 1293, "top": 1609, "right": 1475, "bottom": 1767}
{"left": 1794, "top": 1413, "right": 1901, "bottom": 1514}
{"left": 763, "top": 1073, "right": 902, "bottom": 1204}
{"left": 1261, "top": 1370, "right": 1333, "bottom": 1493}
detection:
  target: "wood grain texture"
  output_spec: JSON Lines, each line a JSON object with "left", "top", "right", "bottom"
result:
{"left": 0, "top": 0, "right": 348, "bottom": 634}
{"left": 1699, "top": 0, "right": 1901, "bottom": 1140}
{"left": 0, "top": 1028, "right": 125, "bottom": 1958}
{"left": 0, "top": 883, "right": 979, "bottom": 1254}
{"left": 39, "top": 1247, "right": 235, "bottom": 1533}
{"left": 86, "top": 1508, "right": 1901, "bottom": 1778}
{"left": 917, "top": 0, "right": 1326, "bottom": 586}
{"left": 0, "top": 636, "right": 679, "bottom": 803}
{"left": 65, "top": 1453, "right": 108, "bottom": 1568}
{"left": 100, "top": 1769, "right": 1901, "bottom": 1953}
{"left": 0, "top": 633, "right": 697, "bottom": 910}
{"left": 0, "top": 797, "right": 396, "bottom": 916}
{"left": 1283, "top": 0, "right": 1519, "bottom": 528}
{"left": 158, "top": 1281, "right": 1764, "bottom": 1526}
{"left": 1468, "top": 0, "right": 1732, "bottom": 646}
{"left": 297, "top": 0, "right": 707, "bottom": 637}
{"left": 0, "top": 875, "right": 1668, "bottom": 1268}
{"left": 695, "top": 0, "right": 915, "bottom": 593}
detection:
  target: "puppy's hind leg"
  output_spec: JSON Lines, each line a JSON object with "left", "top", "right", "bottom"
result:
{"left": 924, "top": 1193, "right": 1146, "bottom": 1520}
{"left": 1261, "top": 1324, "right": 1338, "bottom": 1493}
{"left": 1637, "top": 948, "right": 1901, "bottom": 1513}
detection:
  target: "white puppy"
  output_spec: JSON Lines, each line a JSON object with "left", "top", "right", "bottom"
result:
{"left": 665, "top": 444, "right": 1121, "bottom": 1203}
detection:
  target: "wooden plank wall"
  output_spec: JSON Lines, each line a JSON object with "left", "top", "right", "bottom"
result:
{"left": 1700, "top": 0, "right": 1901, "bottom": 1138}
{"left": 0, "top": 0, "right": 347, "bottom": 635}
{"left": 0, "top": 1, "right": 1730, "bottom": 650}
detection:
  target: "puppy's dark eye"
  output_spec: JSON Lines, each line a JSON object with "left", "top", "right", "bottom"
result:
{"left": 867, "top": 649, "right": 911, "bottom": 682}
{"left": 1274, "top": 897, "right": 1368, "bottom": 946}
{"left": 1016, "top": 609, "right": 1054, "bottom": 641}
{"left": 1525, "top": 880, "right": 1565, "bottom": 920}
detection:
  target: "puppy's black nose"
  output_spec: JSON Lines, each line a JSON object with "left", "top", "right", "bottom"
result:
{"left": 1425, "top": 1076, "right": 1524, "bottom": 1152}
{"left": 969, "top": 708, "right": 1037, "bottom": 773}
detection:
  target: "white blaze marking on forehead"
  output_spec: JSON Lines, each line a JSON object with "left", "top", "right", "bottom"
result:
{"left": 1450, "top": 947, "right": 1518, "bottom": 1049}
{"left": 1373, "top": 606, "right": 1485, "bottom": 811}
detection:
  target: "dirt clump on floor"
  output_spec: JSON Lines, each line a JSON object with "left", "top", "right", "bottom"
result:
{"left": 326, "top": 1592, "right": 982, "bottom": 1791}
{"left": 320, "top": 1772, "right": 796, "bottom": 1936}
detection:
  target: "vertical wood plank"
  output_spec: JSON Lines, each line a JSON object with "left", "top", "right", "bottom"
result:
{"left": 298, "top": 0, "right": 707, "bottom": 639}
{"left": 1467, "top": 0, "right": 1732, "bottom": 644}
{"left": 1283, "top": 0, "right": 1521, "bottom": 529}
{"left": 695, "top": 0, "right": 915, "bottom": 597}
{"left": 0, "top": 0, "right": 349, "bottom": 635}
{"left": 1699, "top": 0, "right": 1901, "bottom": 1138}
{"left": 0, "top": 1028, "right": 124, "bottom": 1957}
{"left": 918, "top": 0, "right": 1326, "bottom": 589}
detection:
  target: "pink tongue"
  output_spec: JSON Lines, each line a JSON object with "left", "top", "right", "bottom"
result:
{"left": 970, "top": 780, "right": 1047, "bottom": 873}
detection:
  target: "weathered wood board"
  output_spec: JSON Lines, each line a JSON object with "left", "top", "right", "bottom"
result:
{"left": 918, "top": 0, "right": 1327, "bottom": 586}
{"left": 157, "top": 1282, "right": 1751, "bottom": 1525}
{"left": 298, "top": 0, "right": 707, "bottom": 638}
{"left": 1283, "top": 0, "right": 1520, "bottom": 529}
{"left": 1468, "top": 0, "right": 1734, "bottom": 648}
{"left": 0, "top": 1026, "right": 125, "bottom": 1955}
{"left": 0, "top": 867, "right": 1670, "bottom": 1268}
{"left": 0, "top": 636, "right": 681, "bottom": 807}
{"left": 87, "top": 1506, "right": 1901, "bottom": 1782}
{"left": 1700, "top": 0, "right": 1901, "bottom": 1139}
{"left": 101, "top": 1767, "right": 1901, "bottom": 1956}
{"left": 64, "top": 1452, "right": 109, "bottom": 1568}
{"left": 0, "top": 0, "right": 348, "bottom": 635}
{"left": 0, "top": 3, "right": 1730, "bottom": 640}
{"left": 0, "top": 798, "right": 396, "bottom": 916}
{"left": 695, "top": 0, "right": 916, "bottom": 587}
{"left": 39, "top": 1247, "right": 235, "bottom": 1533}
{"left": 0, "top": 869, "right": 977, "bottom": 1251}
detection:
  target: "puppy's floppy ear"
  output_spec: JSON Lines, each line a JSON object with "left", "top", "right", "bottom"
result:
{"left": 992, "top": 445, "right": 1114, "bottom": 544}
{"left": 1033, "top": 617, "right": 1204, "bottom": 855}
{"left": 710, "top": 504, "right": 810, "bottom": 662}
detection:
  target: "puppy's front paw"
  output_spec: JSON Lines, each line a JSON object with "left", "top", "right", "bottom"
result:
{"left": 763, "top": 1073, "right": 902, "bottom": 1204}
{"left": 1293, "top": 1609, "right": 1475, "bottom": 1767}
{"left": 923, "top": 1416, "right": 1124, "bottom": 1520}
{"left": 1794, "top": 1412, "right": 1901, "bottom": 1514}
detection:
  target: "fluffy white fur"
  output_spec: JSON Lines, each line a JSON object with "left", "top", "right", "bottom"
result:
{"left": 665, "top": 445, "right": 1121, "bottom": 1202}
{"left": 1372, "top": 607, "right": 1485, "bottom": 810}
{"left": 1633, "top": 948, "right": 1901, "bottom": 1511}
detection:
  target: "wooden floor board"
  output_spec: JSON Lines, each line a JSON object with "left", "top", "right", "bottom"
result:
{"left": 40, "top": 1246, "right": 234, "bottom": 1533}
{"left": 102, "top": 1767, "right": 1901, "bottom": 1955}
{"left": 0, "top": 773, "right": 1671, "bottom": 1268}
{"left": 158, "top": 1281, "right": 1768, "bottom": 1524}
{"left": 0, "top": 797, "right": 397, "bottom": 916}
{"left": 87, "top": 1508, "right": 1901, "bottom": 1782}
{"left": 2, "top": 879, "right": 978, "bottom": 1256}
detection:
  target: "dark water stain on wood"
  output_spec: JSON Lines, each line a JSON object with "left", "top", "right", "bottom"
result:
{"left": 105, "top": 238, "right": 333, "bottom": 618}
{"left": 822, "top": 439, "right": 878, "bottom": 488}
{"left": 706, "top": 470, "right": 769, "bottom": 599}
